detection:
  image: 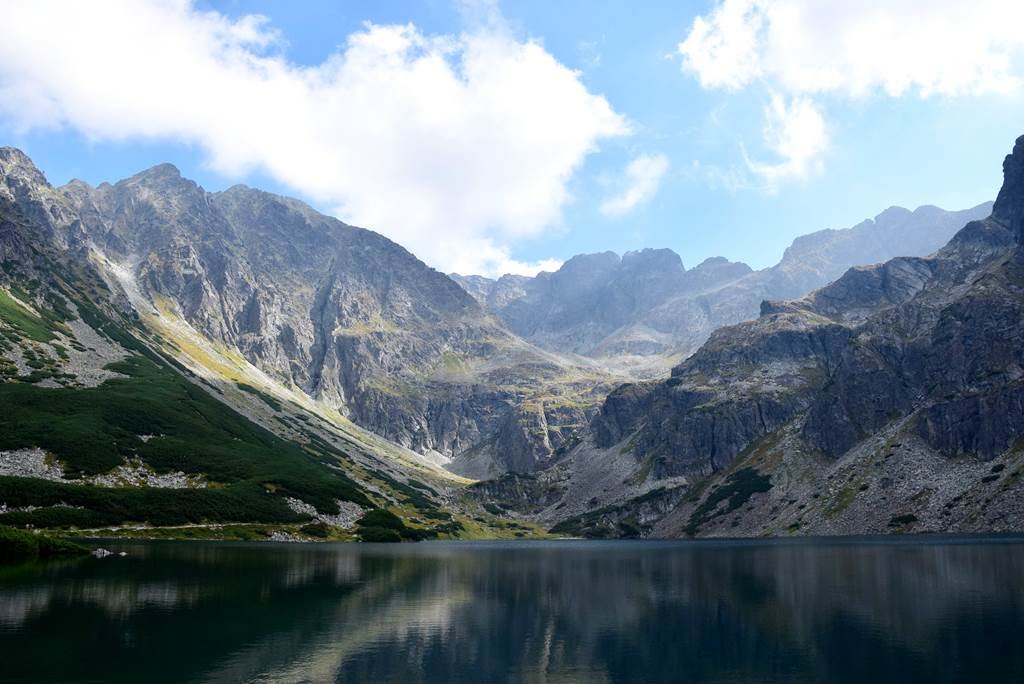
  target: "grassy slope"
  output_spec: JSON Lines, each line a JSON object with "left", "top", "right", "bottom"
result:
{"left": 0, "top": 259, "right": 384, "bottom": 531}
{"left": 0, "top": 355, "right": 372, "bottom": 529}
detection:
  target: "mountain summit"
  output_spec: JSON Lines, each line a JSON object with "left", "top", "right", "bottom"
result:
{"left": 453, "top": 201, "right": 992, "bottom": 373}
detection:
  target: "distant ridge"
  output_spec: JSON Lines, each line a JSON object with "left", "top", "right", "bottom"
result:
{"left": 452, "top": 201, "right": 993, "bottom": 372}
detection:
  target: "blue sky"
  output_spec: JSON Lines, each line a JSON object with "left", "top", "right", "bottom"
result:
{"left": 1, "top": 1, "right": 1023, "bottom": 275}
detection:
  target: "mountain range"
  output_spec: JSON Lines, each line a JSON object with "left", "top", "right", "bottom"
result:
{"left": 1, "top": 135, "right": 1021, "bottom": 541}
{"left": 451, "top": 202, "right": 991, "bottom": 375}
{"left": 483, "top": 138, "right": 1024, "bottom": 538}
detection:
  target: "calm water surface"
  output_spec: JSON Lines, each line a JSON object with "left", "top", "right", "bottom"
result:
{"left": 1, "top": 536, "right": 1023, "bottom": 683}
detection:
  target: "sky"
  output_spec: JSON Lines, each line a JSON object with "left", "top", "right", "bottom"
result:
{"left": 1, "top": 1, "right": 1023, "bottom": 277}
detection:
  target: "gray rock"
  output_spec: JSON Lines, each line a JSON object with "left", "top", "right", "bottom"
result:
{"left": 452, "top": 203, "right": 992, "bottom": 365}
{"left": 557, "top": 134, "right": 1024, "bottom": 537}
{"left": 0, "top": 147, "right": 614, "bottom": 474}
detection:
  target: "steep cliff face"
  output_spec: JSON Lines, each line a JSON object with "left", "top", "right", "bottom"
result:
{"left": 453, "top": 203, "right": 992, "bottom": 368}
{"left": 1, "top": 150, "right": 614, "bottom": 474}
{"left": 995, "top": 135, "right": 1024, "bottom": 243}
{"left": 551, "top": 136, "right": 1024, "bottom": 538}
{"left": 593, "top": 214, "right": 1019, "bottom": 477}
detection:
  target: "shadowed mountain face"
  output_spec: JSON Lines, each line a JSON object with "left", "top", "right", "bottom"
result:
{"left": 594, "top": 185, "right": 1020, "bottom": 476}
{"left": 452, "top": 202, "right": 992, "bottom": 370}
{"left": 516, "top": 136, "right": 1024, "bottom": 539}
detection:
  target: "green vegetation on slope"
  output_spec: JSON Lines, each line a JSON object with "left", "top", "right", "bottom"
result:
{"left": 0, "top": 354, "right": 372, "bottom": 529}
{"left": 685, "top": 468, "right": 772, "bottom": 536}
{"left": 0, "top": 525, "right": 88, "bottom": 563}
{"left": 354, "top": 508, "right": 465, "bottom": 542}
{"left": 0, "top": 288, "right": 68, "bottom": 342}
{"left": 549, "top": 487, "right": 676, "bottom": 539}
{"left": 236, "top": 382, "right": 283, "bottom": 411}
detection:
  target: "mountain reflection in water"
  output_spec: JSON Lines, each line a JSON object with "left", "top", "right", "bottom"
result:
{"left": 1, "top": 538, "right": 1022, "bottom": 683}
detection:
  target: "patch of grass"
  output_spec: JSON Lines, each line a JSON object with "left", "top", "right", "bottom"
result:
{"left": 628, "top": 455, "right": 655, "bottom": 486}
{"left": 0, "top": 290, "right": 60, "bottom": 342}
{"left": 549, "top": 488, "right": 673, "bottom": 538}
{"left": 236, "top": 382, "right": 283, "bottom": 411}
{"left": 358, "top": 508, "right": 405, "bottom": 530}
{"left": 299, "top": 522, "right": 331, "bottom": 538}
{"left": 0, "top": 479, "right": 310, "bottom": 528}
{"left": 358, "top": 526, "right": 402, "bottom": 543}
{"left": 826, "top": 485, "right": 858, "bottom": 518}
{"left": 364, "top": 469, "right": 441, "bottom": 513}
{"left": 888, "top": 513, "right": 918, "bottom": 527}
{"left": 685, "top": 468, "right": 772, "bottom": 536}
{"left": 0, "top": 526, "right": 88, "bottom": 563}
{"left": 74, "top": 523, "right": 284, "bottom": 541}
{"left": 354, "top": 508, "right": 455, "bottom": 542}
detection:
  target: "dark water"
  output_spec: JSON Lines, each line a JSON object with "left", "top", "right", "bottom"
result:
{"left": 2, "top": 537, "right": 1024, "bottom": 683}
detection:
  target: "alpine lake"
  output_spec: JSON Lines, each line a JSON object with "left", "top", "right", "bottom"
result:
{"left": 2, "top": 536, "right": 1023, "bottom": 683}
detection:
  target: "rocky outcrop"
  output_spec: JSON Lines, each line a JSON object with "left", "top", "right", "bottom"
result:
{"left": 592, "top": 309, "right": 851, "bottom": 475}
{"left": 995, "top": 135, "right": 1024, "bottom": 242}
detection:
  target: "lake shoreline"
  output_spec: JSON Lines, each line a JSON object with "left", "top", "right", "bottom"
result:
{"left": 66, "top": 530, "right": 1024, "bottom": 549}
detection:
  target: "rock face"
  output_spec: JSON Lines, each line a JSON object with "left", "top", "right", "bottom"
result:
{"left": 3, "top": 136, "right": 1024, "bottom": 539}
{"left": 453, "top": 203, "right": 992, "bottom": 368}
{"left": 593, "top": 213, "right": 1021, "bottom": 475}
{"left": 0, "top": 150, "right": 614, "bottom": 475}
{"left": 548, "top": 136, "right": 1024, "bottom": 538}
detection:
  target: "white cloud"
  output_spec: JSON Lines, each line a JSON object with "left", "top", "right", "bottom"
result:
{"left": 679, "top": 0, "right": 1024, "bottom": 186}
{"left": 678, "top": 0, "right": 764, "bottom": 91}
{"left": 438, "top": 236, "right": 562, "bottom": 277}
{"left": 680, "top": 0, "right": 1024, "bottom": 97}
{"left": 599, "top": 153, "right": 670, "bottom": 217}
{"left": 0, "top": 0, "right": 627, "bottom": 276}
{"left": 744, "top": 94, "right": 827, "bottom": 189}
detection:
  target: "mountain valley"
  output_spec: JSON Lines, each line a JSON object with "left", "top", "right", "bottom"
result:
{"left": 1, "top": 137, "right": 1022, "bottom": 541}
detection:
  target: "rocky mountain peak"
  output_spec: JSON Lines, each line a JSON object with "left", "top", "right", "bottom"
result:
{"left": 873, "top": 205, "right": 913, "bottom": 224}
{"left": 119, "top": 162, "right": 196, "bottom": 195}
{"left": 137, "top": 161, "right": 183, "bottom": 179}
{"left": 0, "top": 146, "right": 49, "bottom": 190}
{"left": 993, "top": 134, "right": 1024, "bottom": 243}
{"left": 553, "top": 251, "right": 620, "bottom": 277}
{"left": 620, "top": 248, "right": 685, "bottom": 273}
{"left": 689, "top": 255, "right": 752, "bottom": 276}
{"left": 0, "top": 146, "right": 38, "bottom": 170}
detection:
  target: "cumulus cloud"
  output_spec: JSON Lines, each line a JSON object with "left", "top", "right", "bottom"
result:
{"left": 442, "top": 236, "right": 562, "bottom": 277}
{"left": 678, "top": 0, "right": 1024, "bottom": 186}
{"left": 679, "top": 0, "right": 764, "bottom": 91}
{"left": 599, "top": 153, "right": 670, "bottom": 217}
{"left": 0, "top": 0, "right": 627, "bottom": 276}
{"left": 744, "top": 94, "right": 827, "bottom": 189}
{"left": 680, "top": 0, "right": 1024, "bottom": 97}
